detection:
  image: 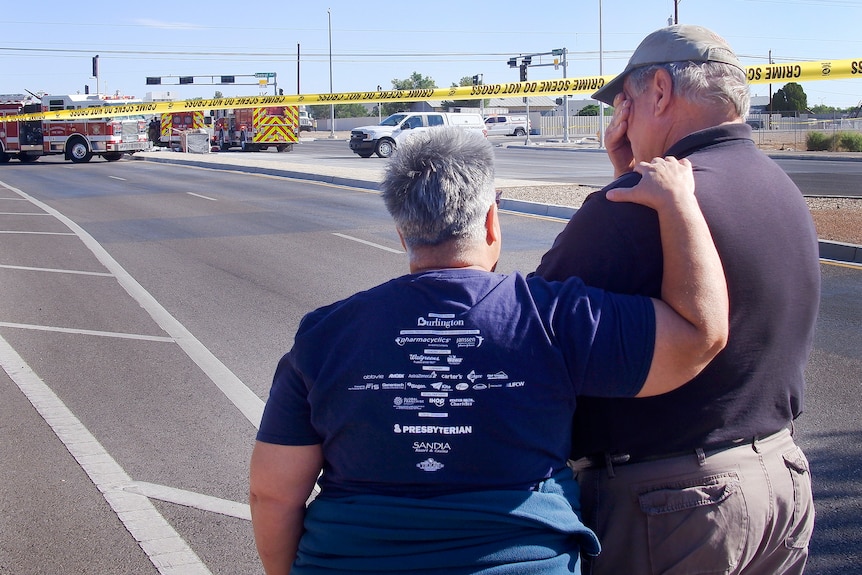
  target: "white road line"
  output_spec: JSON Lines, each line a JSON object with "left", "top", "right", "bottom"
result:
{"left": 108, "top": 176, "right": 127, "bottom": 181}
{"left": 187, "top": 192, "right": 217, "bottom": 201}
{"left": 121, "top": 482, "right": 251, "bottom": 521}
{"left": 0, "top": 334, "right": 213, "bottom": 575}
{"left": 0, "top": 179, "right": 264, "bottom": 428}
{"left": 0, "top": 322, "right": 175, "bottom": 343}
{"left": 0, "top": 230, "right": 75, "bottom": 235}
{"left": 0, "top": 212, "right": 49, "bottom": 216}
{"left": 0, "top": 263, "right": 113, "bottom": 277}
{"left": 332, "top": 232, "right": 404, "bottom": 254}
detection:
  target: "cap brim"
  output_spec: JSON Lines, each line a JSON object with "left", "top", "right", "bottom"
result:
{"left": 592, "top": 73, "right": 626, "bottom": 106}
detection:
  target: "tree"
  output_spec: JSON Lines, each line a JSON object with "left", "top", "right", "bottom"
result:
{"left": 214, "top": 90, "right": 223, "bottom": 99}
{"left": 771, "top": 82, "right": 808, "bottom": 114}
{"left": 308, "top": 103, "right": 369, "bottom": 119}
{"left": 576, "top": 103, "right": 613, "bottom": 116}
{"left": 381, "top": 72, "right": 437, "bottom": 116}
{"left": 578, "top": 104, "right": 600, "bottom": 116}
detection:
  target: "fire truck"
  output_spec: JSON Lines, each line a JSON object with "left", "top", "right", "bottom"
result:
{"left": 211, "top": 105, "right": 299, "bottom": 152}
{"left": 154, "top": 110, "right": 209, "bottom": 148}
{"left": 0, "top": 93, "right": 151, "bottom": 163}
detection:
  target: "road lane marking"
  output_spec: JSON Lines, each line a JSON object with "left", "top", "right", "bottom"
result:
{"left": 0, "top": 179, "right": 265, "bottom": 428}
{"left": 121, "top": 482, "right": 251, "bottom": 521}
{"left": 0, "top": 230, "right": 75, "bottom": 235}
{"left": 821, "top": 259, "right": 862, "bottom": 270}
{"left": 0, "top": 263, "right": 113, "bottom": 277}
{"left": 0, "top": 212, "right": 50, "bottom": 216}
{"left": 187, "top": 192, "right": 217, "bottom": 201}
{"left": 0, "top": 322, "right": 174, "bottom": 342}
{"left": 332, "top": 232, "right": 404, "bottom": 254}
{"left": 108, "top": 176, "right": 127, "bottom": 181}
{"left": 0, "top": 334, "right": 213, "bottom": 575}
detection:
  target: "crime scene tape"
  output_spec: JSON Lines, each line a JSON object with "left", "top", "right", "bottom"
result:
{"left": 3, "top": 57, "right": 861, "bottom": 123}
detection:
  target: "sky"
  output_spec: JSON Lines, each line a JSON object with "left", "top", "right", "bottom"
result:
{"left": 2, "top": 0, "right": 861, "bottom": 110}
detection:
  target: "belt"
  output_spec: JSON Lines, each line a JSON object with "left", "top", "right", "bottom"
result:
{"left": 579, "top": 428, "right": 789, "bottom": 471}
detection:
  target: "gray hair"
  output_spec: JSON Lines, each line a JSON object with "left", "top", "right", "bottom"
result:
{"left": 380, "top": 127, "right": 496, "bottom": 248}
{"left": 626, "top": 61, "right": 750, "bottom": 119}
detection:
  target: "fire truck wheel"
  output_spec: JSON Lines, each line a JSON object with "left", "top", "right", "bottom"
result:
{"left": 276, "top": 144, "right": 293, "bottom": 152}
{"left": 68, "top": 140, "right": 93, "bottom": 163}
{"left": 18, "top": 154, "right": 39, "bottom": 163}
{"left": 103, "top": 152, "right": 123, "bottom": 162}
{"left": 0, "top": 152, "right": 10, "bottom": 163}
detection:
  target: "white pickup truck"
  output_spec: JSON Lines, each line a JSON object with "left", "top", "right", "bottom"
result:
{"left": 349, "top": 112, "right": 486, "bottom": 158}
{"left": 298, "top": 107, "right": 316, "bottom": 132}
{"left": 484, "top": 114, "right": 530, "bottom": 136}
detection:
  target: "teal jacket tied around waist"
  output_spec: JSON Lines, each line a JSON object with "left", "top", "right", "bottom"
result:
{"left": 293, "top": 470, "right": 600, "bottom": 574}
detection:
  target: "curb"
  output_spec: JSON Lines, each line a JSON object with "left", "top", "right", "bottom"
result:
{"left": 131, "top": 154, "right": 861, "bottom": 265}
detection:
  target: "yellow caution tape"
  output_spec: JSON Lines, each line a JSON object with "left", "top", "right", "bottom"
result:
{"left": 2, "top": 58, "right": 860, "bottom": 123}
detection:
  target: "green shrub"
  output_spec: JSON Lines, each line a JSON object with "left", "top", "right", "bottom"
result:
{"left": 837, "top": 131, "right": 862, "bottom": 152}
{"left": 807, "top": 131, "right": 862, "bottom": 152}
{"left": 806, "top": 131, "right": 830, "bottom": 151}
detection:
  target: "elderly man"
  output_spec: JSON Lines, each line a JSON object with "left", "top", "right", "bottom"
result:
{"left": 249, "top": 126, "right": 727, "bottom": 575}
{"left": 536, "top": 24, "right": 820, "bottom": 574}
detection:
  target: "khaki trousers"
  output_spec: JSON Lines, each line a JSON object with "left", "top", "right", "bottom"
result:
{"left": 575, "top": 428, "right": 814, "bottom": 575}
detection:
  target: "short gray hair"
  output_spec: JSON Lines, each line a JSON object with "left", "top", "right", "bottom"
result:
{"left": 381, "top": 127, "right": 495, "bottom": 248}
{"left": 626, "top": 61, "right": 750, "bottom": 119}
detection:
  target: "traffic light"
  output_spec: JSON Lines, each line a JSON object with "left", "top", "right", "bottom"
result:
{"left": 520, "top": 64, "right": 528, "bottom": 82}
{"left": 92, "top": 55, "right": 99, "bottom": 78}
{"left": 507, "top": 58, "right": 517, "bottom": 68}
{"left": 472, "top": 75, "right": 480, "bottom": 85}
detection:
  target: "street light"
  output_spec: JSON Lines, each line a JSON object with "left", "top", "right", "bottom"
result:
{"left": 328, "top": 8, "right": 335, "bottom": 139}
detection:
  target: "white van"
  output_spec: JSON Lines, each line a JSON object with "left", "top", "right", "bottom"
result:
{"left": 349, "top": 112, "right": 486, "bottom": 158}
{"left": 484, "top": 115, "right": 530, "bottom": 137}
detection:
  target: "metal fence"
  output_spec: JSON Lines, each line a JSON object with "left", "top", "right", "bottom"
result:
{"left": 537, "top": 112, "right": 862, "bottom": 149}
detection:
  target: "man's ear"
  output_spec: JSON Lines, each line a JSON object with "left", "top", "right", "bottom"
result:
{"left": 652, "top": 68, "right": 674, "bottom": 115}
{"left": 485, "top": 204, "right": 501, "bottom": 246}
{"left": 395, "top": 227, "right": 407, "bottom": 251}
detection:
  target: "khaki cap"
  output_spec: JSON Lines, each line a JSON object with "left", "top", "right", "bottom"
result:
{"left": 592, "top": 24, "right": 744, "bottom": 105}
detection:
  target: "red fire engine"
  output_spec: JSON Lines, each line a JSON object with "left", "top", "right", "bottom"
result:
{"left": 0, "top": 93, "right": 151, "bottom": 163}
{"left": 153, "top": 110, "right": 209, "bottom": 148}
{"left": 212, "top": 105, "right": 299, "bottom": 152}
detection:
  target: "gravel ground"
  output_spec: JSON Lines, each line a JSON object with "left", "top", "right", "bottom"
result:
{"left": 499, "top": 185, "right": 862, "bottom": 246}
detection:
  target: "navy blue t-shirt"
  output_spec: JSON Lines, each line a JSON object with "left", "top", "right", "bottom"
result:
{"left": 257, "top": 269, "right": 655, "bottom": 498}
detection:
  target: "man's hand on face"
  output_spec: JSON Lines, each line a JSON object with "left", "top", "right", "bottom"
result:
{"left": 606, "top": 92, "right": 635, "bottom": 179}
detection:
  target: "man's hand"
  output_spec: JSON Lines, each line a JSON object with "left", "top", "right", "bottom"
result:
{"left": 607, "top": 156, "right": 695, "bottom": 212}
{"left": 605, "top": 93, "right": 635, "bottom": 178}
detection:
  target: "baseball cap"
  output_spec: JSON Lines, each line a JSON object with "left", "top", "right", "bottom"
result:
{"left": 592, "top": 24, "right": 744, "bottom": 106}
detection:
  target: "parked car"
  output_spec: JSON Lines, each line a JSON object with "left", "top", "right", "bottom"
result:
{"left": 745, "top": 118, "right": 764, "bottom": 130}
{"left": 349, "top": 112, "right": 486, "bottom": 158}
{"left": 484, "top": 114, "right": 530, "bottom": 136}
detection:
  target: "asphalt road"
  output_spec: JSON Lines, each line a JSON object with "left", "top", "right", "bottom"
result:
{"left": 0, "top": 156, "right": 859, "bottom": 574}
{"left": 305, "top": 134, "right": 862, "bottom": 196}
